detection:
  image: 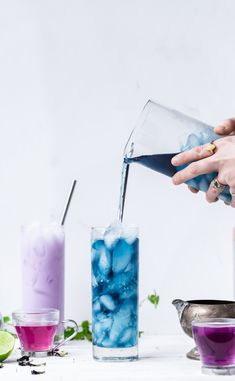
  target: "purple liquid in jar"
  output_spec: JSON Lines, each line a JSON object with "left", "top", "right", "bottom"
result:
{"left": 193, "top": 324, "right": 235, "bottom": 367}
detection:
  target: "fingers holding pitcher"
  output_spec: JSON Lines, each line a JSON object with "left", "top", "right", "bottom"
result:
{"left": 171, "top": 141, "right": 217, "bottom": 167}
{"left": 172, "top": 159, "right": 215, "bottom": 185}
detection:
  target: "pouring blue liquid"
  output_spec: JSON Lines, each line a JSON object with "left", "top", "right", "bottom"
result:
{"left": 125, "top": 153, "right": 231, "bottom": 204}
{"left": 118, "top": 129, "right": 231, "bottom": 222}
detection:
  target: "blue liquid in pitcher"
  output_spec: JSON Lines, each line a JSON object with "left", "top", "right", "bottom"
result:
{"left": 126, "top": 153, "right": 177, "bottom": 177}
{"left": 125, "top": 153, "right": 231, "bottom": 204}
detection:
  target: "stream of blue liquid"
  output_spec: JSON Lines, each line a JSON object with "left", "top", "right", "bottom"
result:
{"left": 117, "top": 151, "right": 231, "bottom": 221}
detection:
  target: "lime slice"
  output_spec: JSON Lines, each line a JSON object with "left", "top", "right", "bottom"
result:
{"left": 0, "top": 331, "right": 15, "bottom": 362}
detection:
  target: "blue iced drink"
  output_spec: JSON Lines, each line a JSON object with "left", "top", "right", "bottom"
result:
{"left": 91, "top": 224, "right": 138, "bottom": 360}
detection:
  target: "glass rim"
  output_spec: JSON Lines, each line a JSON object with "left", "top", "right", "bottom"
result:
{"left": 192, "top": 318, "right": 235, "bottom": 327}
{"left": 12, "top": 308, "right": 59, "bottom": 316}
{"left": 12, "top": 308, "right": 60, "bottom": 326}
{"left": 21, "top": 222, "right": 64, "bottom": 229}
{"left": 91, "top": 225, "right": 139, "bottom": 231}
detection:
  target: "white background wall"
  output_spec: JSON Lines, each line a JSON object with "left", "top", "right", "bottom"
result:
{"left": 1, "top": 0, "right": 235, "bottom": 334}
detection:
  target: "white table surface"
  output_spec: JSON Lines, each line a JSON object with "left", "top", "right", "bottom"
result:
{"left": 1, "top": 335, "right": 229, "bottom": 380}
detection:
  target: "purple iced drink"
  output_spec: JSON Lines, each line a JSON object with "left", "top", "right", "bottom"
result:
{"left": 193, "top": 320, "right": 235, "bottom": 368}
{"left": 21, "top": 223, "right": 65, "bottom": 333}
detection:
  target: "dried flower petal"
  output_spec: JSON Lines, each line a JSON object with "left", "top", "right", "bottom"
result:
{"left": 30, "top": 361, "right": 46, "bottom": 367}
{"left": 17, "top": 355, "right": 30, "bottom": 363}
{"left": 48, "top": 348, "right": 68, "bottom": 357}
{"left": 31, "top": 369, "right": 46, "bottom": 375}
{"left": 17, "top": 355, "right": 31, "bottom": 366}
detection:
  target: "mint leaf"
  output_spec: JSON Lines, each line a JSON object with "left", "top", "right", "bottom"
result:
{"left": 147, "top": 291, "right": 160, "bottom": 308}
{"left": 85, "top": 331, "right": 92, "bottom": 342}
{"left": 81, "top": 320, "right": 90, "bottom": 333}
{"left": 74, "top": 331, "right": 85, "bottom": 340}
{"left": 139, "top": 289, "right": 160, "bottom": 309}
{"left": 139, "top": 330, "right": 144, "bottom": 338}
{"left": 3, "top": 316, "right": 11, "bottom": 324}
{"left": 64, "top": 326, "right": 75, "bottom": 339}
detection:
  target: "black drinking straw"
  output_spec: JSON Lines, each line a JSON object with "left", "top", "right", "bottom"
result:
{"left": 61, "top": 179, "right": 77, "bottom": 226}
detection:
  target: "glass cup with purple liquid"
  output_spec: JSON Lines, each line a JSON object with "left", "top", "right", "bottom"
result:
{"left": 192, "top": 318, "right": 235, "bottom": 375}
{"left": 12, "top": 308, "right": 78, "bottom": 357}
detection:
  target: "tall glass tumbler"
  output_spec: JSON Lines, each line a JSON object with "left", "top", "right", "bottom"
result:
{"left": 91, "top": 226, "right": 139, "bottom": 361}
{"left": 21, "top": 222, "right": 65, "bottom": 341}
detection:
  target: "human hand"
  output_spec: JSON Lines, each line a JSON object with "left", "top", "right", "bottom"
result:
{"left": 187, "top": 118, "right": 235, "bottom": 195}
{"left": 171, "top": 119, "right": 235, "bottom": 207}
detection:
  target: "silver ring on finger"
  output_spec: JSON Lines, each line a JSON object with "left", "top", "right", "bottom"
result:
{"left": 212, "top": 178, "right": 226, "bottom": 191}
{"left": 207, "top": 177, "right": 225, "bottom": 203}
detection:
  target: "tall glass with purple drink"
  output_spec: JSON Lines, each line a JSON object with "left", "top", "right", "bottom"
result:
{"left": 21, "top": 223, "right": 65, "bottom": 340}
{"left": 91, "top": 223, "right": 139, "bottom": 361}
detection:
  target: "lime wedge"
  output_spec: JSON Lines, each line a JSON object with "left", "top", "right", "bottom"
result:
{"left": 0, "top": 331, "right": 15, "bottom": 362}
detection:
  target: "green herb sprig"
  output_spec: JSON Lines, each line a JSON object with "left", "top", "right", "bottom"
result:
{"left": 139, "top": 289, "right": 160, "bottom": 309}
{"left": 3, "top": 316, "right": 10, "bottom": 324}
{"left": 147, "top": 291, "right": 160, "bottom": 308}
{"left": 2, "top": 316, "right": 17, "bottom": 338}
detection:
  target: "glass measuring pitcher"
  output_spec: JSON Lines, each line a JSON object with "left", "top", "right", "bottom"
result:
{"left": 124, "top": 100, "right": 231, "bottom": 203}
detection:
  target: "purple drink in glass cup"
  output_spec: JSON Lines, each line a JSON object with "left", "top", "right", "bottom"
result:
{"left": 21, "top": 223, "right": 65, "bottom": 340}
{"left": 12, "top": 308, "right": 79, "bottom": 356}
{"left": 15, "top": 324, "right": 58, "bottom": 352}
{"left": 192, "top": 319, "right": 235, "bottom": 375}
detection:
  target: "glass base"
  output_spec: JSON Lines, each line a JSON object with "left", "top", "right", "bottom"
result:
{"left": 93, "top": 345, "right": 138, "bottom": 362}
{"left": 202, "top": 365, "right": 235, "bottom": 376}
{"left": 21, "top": 350, "right": 51, "bottom": 358}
